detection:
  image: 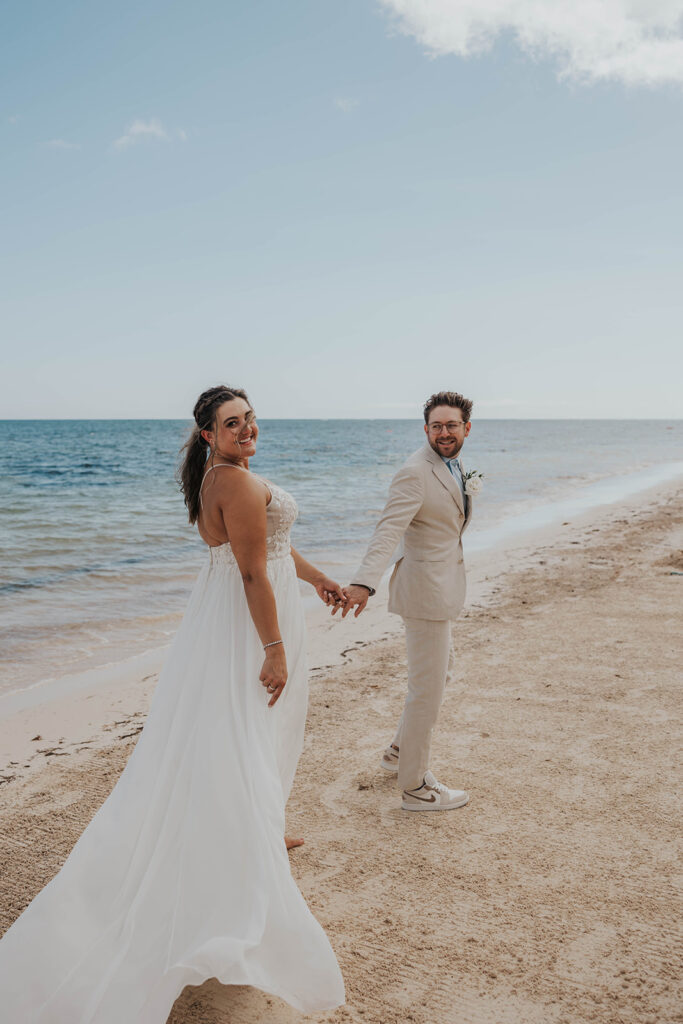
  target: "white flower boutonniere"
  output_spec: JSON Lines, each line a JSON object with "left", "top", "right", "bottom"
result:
{"left": 463, "top": 469, "right": 484, "bottom": 497}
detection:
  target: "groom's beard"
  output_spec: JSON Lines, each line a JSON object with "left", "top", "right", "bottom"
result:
{"left": 429, "top": 437, "right": 463, "bottom": 458}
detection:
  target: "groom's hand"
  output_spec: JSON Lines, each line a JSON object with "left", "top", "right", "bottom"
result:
{"left": 337, "top": 584, "right": 370, "bottom": 618}
{"left": 314, "top": 576, "right": 346, "bottom": 610}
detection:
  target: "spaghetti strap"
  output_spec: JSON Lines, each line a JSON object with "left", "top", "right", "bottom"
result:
{"left": 203, "top": 463, "right": 241, "bottom": 477}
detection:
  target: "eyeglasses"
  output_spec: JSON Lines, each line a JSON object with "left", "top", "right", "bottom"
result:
{"left": 428, "top": 422, "right": 465, "bottom": 434}
{"left": 226, "top": 412, "right": 256, "bottom": 431}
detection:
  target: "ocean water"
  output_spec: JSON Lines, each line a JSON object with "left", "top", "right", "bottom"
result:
{"left": 1, "top": 419, "right": 681, "bottom": 696}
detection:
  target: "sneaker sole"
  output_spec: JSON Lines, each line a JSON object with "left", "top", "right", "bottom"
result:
{"left": 401, "top": 794, "right": 470, "bottom": 812}
{"left": 380, "top": 759, "right": 398, "bottom": 773}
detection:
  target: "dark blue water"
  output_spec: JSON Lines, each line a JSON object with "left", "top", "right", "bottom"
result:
{"left": 1, "top": 419, "right": 681, "bottom": 692}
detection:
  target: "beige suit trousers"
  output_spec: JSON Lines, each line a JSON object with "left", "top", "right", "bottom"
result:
{"left": 393, "top": 617, "right": 456, "bottom": 791}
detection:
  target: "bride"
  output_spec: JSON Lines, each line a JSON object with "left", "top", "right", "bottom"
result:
{"left": 0, "top": 384, "right": 346, "bottom": 1021}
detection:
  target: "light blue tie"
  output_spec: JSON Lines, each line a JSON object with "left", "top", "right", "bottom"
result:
{"left": 447, "top": 458, "right": 465, "bottom": 503}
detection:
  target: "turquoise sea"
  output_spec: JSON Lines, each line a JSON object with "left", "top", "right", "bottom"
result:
{"left": 1, "top": 419, "right": 681, "bottom": 695}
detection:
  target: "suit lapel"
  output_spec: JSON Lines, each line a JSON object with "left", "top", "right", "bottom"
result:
{"left": 423, "top": 444, "right": 465, "bottom": 515}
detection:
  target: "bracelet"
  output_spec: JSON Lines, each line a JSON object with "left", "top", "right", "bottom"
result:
{"left": 263, "top": 639, "right": 283, "bottom": 650}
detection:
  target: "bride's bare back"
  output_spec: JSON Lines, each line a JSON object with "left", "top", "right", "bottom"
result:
{"left": 197, "top": 462, "right": 271, "bottom": 548}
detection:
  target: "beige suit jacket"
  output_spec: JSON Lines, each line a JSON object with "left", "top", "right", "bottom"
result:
{"left": 354, "top": 443, "right": 473, "bottom": 621}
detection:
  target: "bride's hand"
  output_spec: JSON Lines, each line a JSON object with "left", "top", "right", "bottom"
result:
{"left": 260, "top": 647, "right": 288, "bottom": 707}
{"left": 313, "top": 576, "right": 346, "bottom": 610}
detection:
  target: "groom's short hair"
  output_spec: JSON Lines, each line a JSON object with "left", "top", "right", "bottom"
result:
{"left": 423, "top": 391, "right": 473, "bottom": 424}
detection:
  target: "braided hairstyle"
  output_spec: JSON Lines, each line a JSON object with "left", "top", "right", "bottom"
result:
{"left": 178, "top": 384, "right": 252, "bottom": 524}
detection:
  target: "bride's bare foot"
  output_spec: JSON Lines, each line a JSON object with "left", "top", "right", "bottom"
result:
{"left": 285, "top": 835, "right": 304, "bottom": 851}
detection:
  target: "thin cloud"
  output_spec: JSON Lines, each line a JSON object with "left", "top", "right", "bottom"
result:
{"left": 378, "top": 0, "right": 683, "bottom": 87}
{"left": 113, "top": 118, "right": 170, "bottom": 150}
{"left": 44, "top": 138, "right": 81, "bottom": 150}
{"left": 334, "top": 96, "right": 360, "bottom": 113}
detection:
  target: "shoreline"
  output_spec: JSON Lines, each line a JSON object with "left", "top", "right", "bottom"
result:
{"left": 2, "top": 458, "right": 681, "bottom": 704}
{"left": 466, "top": 458, "right": 683, "bottom": 553}
{"left": 2, "top": 468, "right": 680, "bottom": 707}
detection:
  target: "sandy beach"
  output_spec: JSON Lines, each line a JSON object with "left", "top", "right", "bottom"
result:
{"left": 1, "top": 483, "right": 681, "bottom": 1024}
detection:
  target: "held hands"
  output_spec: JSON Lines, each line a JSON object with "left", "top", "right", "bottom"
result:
{"left": 334, "top": 584, "right": 370, "bottom": 619}
{"left": 311, "top": 572, "right": 370, "bottom": 618}
{"left": 260, "top": 646, "right": 288, "bottom": 707}
{"left": 313, "top": 575, "right": 347, "bottom": 612}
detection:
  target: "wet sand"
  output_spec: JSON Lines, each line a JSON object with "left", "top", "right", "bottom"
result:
{"left": 1, "top": 485, "right": 681, "bottom": 1023}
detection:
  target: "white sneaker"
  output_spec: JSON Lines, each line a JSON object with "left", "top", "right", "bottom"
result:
{"left": 380, "top": 744, "right": 399, "bottom": 773}
{"left": 402, "top": 770, "right": 469, "bottom": 812}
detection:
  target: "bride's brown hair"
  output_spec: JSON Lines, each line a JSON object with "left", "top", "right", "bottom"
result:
{"left": 178, "top": 384, "right": 252, "bottom": 524}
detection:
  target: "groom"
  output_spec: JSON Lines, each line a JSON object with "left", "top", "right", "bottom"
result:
{"left": 342, "top": 392, "right": 475, "bottom": 812}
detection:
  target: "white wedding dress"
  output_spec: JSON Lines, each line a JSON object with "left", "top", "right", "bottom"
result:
{"left": 0, "top": 478, "right": 345, "bottom": 1022}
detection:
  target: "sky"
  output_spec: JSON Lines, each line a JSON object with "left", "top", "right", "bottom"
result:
{"left": 2, "top": 0, "right": 682, "bottom": 419}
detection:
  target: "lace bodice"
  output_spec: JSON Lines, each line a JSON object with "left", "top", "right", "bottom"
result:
{"left": 208, "top": 478, "right": 298, "bottom": 570}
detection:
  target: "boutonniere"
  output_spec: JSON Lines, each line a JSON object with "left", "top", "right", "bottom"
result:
{"left": 463, "top": 469, "right": 483, "bottom": 497}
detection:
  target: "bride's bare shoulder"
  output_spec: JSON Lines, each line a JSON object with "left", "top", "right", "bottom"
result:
{"left": 206, "top": 466, "right": 269, "bottom": 507}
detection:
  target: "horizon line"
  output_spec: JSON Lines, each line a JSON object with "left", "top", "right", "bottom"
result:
{"left": 0, "top": 417, "right": 681, "bottom": 423}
